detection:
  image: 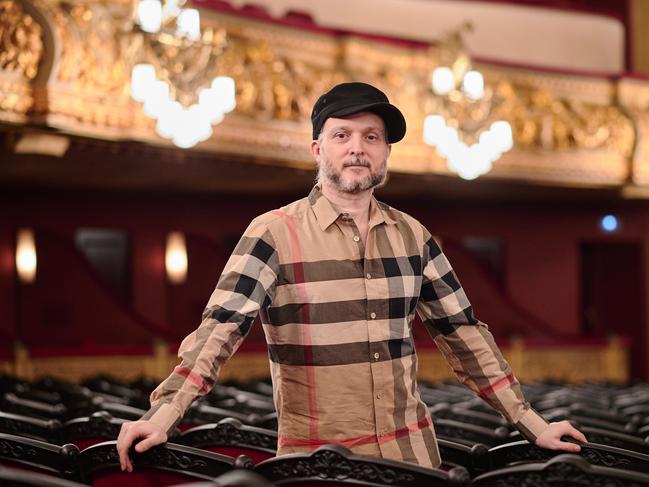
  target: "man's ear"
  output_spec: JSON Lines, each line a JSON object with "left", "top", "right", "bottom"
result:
{"left": 311, "top": 139, "right": 321, "bottom": 161}
{"left": 387, "top": 143, "right": 392, "bottom": 156}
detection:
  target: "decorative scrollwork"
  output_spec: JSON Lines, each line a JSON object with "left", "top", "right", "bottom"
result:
{"left": 214, "top": 36, "right": 345, "bottom": 122}
{"left": 0, "top": 0, "right": 646, "bottom": 189}
{"left": 581, "top": 448, "right": 632, "bottom": 469}
{"left": 145, "top": 448, "right": 207, "bottom": 471}
{"left": 0, "top": 0, "right": 43, "bottom": 79}
{"left": 493, "top": 82, "right": 635, "bottom": 157}
{"left": 0, "top": 439, "right": 38, "bottom": 461}
{"left": 271, "top": 449, "right": 415, "bottom": 484}
{"left": 89, "top": 446, "right": 118, "bottom": 466}
{"left": 493, "top": 445, "right": 552, "bottom": 465}
{"left": 489, "top": 460, "right": 648, "bottom": 487}
{"left": 190, "top": 421, "right": 276, "bottom": 450}
{"left": 64, "top": 418, "right": 119, "bottom": 440}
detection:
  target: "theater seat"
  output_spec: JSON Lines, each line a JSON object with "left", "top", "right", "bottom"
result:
{"left": 179, "top": 418, "right": 277, "bottom": 463}
{"left": 62, "top": 411, "right": 125, "bottom": 450}
{"left": 0, "top": 433, "right": 79, "bottom": 479}
{"left": 0, "top": 465, "right": 87, "bottom": 486}
{"left": 487, "top": 439, "right": 649, "bottom": 474}
{"left": 253, "top": 444, "right": 470, "bottom": 486}
{"left": 473, "top": 454, "right": 649, "bottom": 486}
{"left": 76, "top": 440, "right": 254, "bottom": 486}
{"left": 437, "top": 437, "right": 488, "bottom": 475}
{"left": 0, "top": 411, "right": 62, "bottom": 443}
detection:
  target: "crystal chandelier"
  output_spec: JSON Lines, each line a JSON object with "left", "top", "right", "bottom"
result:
{"left": 130, "top": 0, "right": 236, "bottom": 148}
{"left": 423, "top": 24, "right": 513, "bottom": 180}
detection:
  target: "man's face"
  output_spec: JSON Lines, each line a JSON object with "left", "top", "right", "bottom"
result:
{"left": 312, "top": 112, "right": 391, "bottom": 194}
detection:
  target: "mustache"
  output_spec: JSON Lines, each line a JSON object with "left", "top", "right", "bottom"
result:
{"left": 343, "top": 157, "right": 370, "bottom": 168}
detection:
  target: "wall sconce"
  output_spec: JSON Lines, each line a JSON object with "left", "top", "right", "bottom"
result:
{"left": 16, "top": 228, "right": 37, "bottom": 284}
{"left": 165, "top": 231, "right": 187, "bottom": 284}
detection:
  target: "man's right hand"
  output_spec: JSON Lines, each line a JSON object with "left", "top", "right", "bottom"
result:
{"left": 116, "top": 420, "right": 168, "bottom": 472}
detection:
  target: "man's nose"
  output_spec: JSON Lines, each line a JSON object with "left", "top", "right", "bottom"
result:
{"left": 349, "top": 134, "right": 365, "bottom": 155}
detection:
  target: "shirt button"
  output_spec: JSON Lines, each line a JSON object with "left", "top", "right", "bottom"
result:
{"left": 376, "top": 392, "right": 382, "bottom": 399}
{"left": 366, "top": 273, "right": 372, "bottom": 279}
{"left": 370, "top": 312, "right": 376, "bottom": 319}
{"left": 353, "top": 235, "right": 360, "bottom": 242}
{"left": 373, "top": 352, "right": 380, "bottom": 360}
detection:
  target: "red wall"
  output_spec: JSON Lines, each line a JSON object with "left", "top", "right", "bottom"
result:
{"left": 1, "top": 188, "right": 647, "bottom": 371}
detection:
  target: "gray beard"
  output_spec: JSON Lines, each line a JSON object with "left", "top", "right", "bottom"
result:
{"left": 317, "top": 156, "right": 387, "bottom": 194}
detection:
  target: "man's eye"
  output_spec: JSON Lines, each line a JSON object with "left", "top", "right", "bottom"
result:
{"left": 334, "top": 133, "right": 347, "bottom": 139}
{"left": 367, "top": 134, "right": 379, "bottom": 141}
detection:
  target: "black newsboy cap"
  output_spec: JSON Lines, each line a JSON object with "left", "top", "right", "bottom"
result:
{"left": 311, "top": 82, "right": 406, "bottom": 143}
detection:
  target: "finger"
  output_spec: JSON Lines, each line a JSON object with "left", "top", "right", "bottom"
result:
{"left": 571, "top": 428, "right": 588, "bottom": 443}
{"left": 117, "top": 425, "right": 142, "bottom": 471}
{"left": 559, "top": 439, "right": 581, "bottom": 452}
{"left": 560, "top": 422, "right": 587, "bottom": 444}
{"left": 134, "top": 433, "right": 162, "bottom": 453}
{"left": 116, "top": 425, "right": 131, "bottom": 471}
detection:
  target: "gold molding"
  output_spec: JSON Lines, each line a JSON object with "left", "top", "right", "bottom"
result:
{"left": 1, "top": 338, "right": 629, "bottom": 385}
{"left": 1, "top": 1, "right": 649, "bottom": 192}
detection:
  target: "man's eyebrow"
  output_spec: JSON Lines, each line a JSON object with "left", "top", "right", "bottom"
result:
{"left": 328, "top": 125, "right": 385, "bottom": 133}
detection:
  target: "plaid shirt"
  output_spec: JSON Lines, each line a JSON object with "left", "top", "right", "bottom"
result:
{"left": 143, "top": 185, "right": 548, "bottom": 467}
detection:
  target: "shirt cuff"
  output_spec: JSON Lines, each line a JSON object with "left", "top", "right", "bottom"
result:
{"left": 142, "top": 402, "right": 182, "bottom": 437}
{"left": 514, "top": 408, "right": 549, "bottom": 442}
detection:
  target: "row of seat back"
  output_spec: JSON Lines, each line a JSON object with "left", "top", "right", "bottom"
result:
{"left": 0, "top": 432, "right": 472, "bottom": 486}
{"left": 472, "top": 454, "right": 649, "bottom": 487}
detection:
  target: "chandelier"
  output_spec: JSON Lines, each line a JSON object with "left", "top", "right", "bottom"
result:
{"left": 129, "top": 0, "right": 236, "bottom": 148}
{"left": 423, "top": 24, "right": 513, "bottom": 180}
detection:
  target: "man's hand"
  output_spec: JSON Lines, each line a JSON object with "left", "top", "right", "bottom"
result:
{"left": 534, "top": 420, "right": 587, "bottom": 453}
{"left": 116, "top": 420, "right": 168, "bottom": 472}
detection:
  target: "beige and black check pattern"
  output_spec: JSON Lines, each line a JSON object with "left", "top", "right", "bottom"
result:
{"left": 143, "top": 185, "right": 548, "bottom": 467}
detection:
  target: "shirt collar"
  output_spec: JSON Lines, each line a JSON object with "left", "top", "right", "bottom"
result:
{"left": 308, "top": 185, "right": 397, "bottom": 231}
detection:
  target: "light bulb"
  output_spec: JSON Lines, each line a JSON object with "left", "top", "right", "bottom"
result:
{"left": 176, "top": 8, "right": 201, "bottom": 41}
{"left": 463, "top": 70, "right": 484, "bottom": 100}
{"left": 131, "top": 64, "right": 156, "bottom": 102}
{"left": 166, "top": 231, "right": 187, "bottom": 284}
{"left": 423, "top": 115, "right": 446, "bottom": 147}
{"left": 210, "top": 76, "right": 237, "bottom": 113}
{"left": 432, "top": 67, "right": 455, "bottom": 95}
{"left": 137, "top": 0, "right": 162, "bottom": 33}
{"left": 143, "top": 80, "right": 170, "bottom": 119}
{"left": 16, "top": 228, "right": 37, "bottom": 283}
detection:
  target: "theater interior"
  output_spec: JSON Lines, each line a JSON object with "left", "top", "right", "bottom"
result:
{"left": 2, "top": 0, "right": 649, "bottom": 485}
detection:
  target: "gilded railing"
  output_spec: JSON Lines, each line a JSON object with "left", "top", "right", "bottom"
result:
{"left": 1, "top": 0, "right": 648, "bottom": 191}
{"left": 0, "top": 337, "right": 629, "bottom": 384}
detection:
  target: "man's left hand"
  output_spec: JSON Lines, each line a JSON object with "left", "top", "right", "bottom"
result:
{"left": 534, "top": 420, "right": 587, "bottom": 453}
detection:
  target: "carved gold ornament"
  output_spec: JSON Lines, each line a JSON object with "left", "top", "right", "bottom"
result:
{"left": 0, "top": 0, "right": 43, "bottom": 114}
{"left": 0, "top": 0, "right": 647, "bottom": 191}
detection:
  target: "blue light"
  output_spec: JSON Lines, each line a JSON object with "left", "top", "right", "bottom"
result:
{"left": 600, "top": 214, "right": 618, "bottom": 232}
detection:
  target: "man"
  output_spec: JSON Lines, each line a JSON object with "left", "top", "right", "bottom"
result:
{"left": 117, "top": 82, "right": 586, "bottom": 471}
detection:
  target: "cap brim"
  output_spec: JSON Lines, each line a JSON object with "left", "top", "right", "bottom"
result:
{"left": 323, "top": 102, "right": 407, "bottom": 143}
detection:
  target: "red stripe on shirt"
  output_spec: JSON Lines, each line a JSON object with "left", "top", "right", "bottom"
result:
{"left": 174, "top": 366, "right": 211, "bottom": 394}
{"left": 278, "top": 416, "right": 433, "bottom": 449}
{"left": 272, "top": 210, "right": 318, "bottom": 442}
{"left": 478, "top": 373, "right": 514, "bottom": 399}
